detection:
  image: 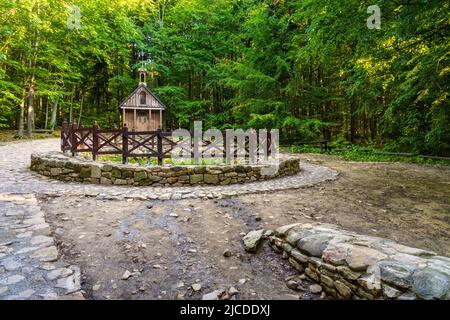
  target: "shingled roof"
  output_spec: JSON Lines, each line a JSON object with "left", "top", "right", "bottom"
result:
{"left": 119, "top": 83, "right": 166, "bottom": 110}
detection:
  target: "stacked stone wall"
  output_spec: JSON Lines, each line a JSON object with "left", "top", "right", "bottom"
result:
{"left": 31, "top": 152, "right": 300, "bottom": 187}
{"left": 269, "top": 223, "right": 450, "bottom": 300}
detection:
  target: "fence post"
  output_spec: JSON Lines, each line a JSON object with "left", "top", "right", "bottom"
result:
{"left": 92, "top": 121, "right": 99, "bottom": 161}
{"left": 61, "top": 120, "right": 68, "bottom": 152}
{"left": 122, "top": 124, "right": 128, "bottom": 164}
{"left": 157, "top": 128, "right": 163, "bottom": 165}
{"left": 70, "top": 122, "right": 78, "bottom": 157}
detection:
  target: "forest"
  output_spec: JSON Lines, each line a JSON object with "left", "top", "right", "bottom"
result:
{"left": 0, "top": 0, "right": 449, "bottom": 156}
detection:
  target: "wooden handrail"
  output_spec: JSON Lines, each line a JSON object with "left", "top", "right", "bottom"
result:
{"left": 60, "top": 122, "right": 276, "bottom": 165}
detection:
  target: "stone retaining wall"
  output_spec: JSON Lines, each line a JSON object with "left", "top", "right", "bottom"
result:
{"left": 30, "top": 152, "right": 300, "bottom": 187}
{"left": 268, "top": 223, "right": 450, "bottom": 300}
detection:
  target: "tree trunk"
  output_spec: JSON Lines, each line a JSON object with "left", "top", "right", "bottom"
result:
{"left": 44, "top": 97, "right": 49, "bottom": 129}
{"left": 159, "top": 3, "right": 165, "bottom": 28}
{"left": 188, "top": 70, "right": 193, "bottom": 100}
{"left": 27, "top": 81, "right": 35, "bottom": 137}
{"left": 362, "top": 112, "right": 368, "bottom": 143}
{"left": 78, "top": 95, "right": 84, "bottom": 125}
{"left": 50, "top": 97, "right": 58, "bottom": 130}
{"left": 350, "top": 101, "right": 356, "bottom": 144}
{"left": 17, "top": 98, "right": 25, "bottom": 138}
{"left": 308, "top": 58, "right": 313, "bottom": 117}
{"left": 26, "top": 0, "right": 40, "bottom": 137}
{"left": 370, "top": 116, "right": 377, "bottom": 140}
{"left": 69, "top": 95, "right": 74, "bottom": 123}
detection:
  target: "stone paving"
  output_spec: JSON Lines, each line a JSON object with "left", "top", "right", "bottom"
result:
{"left": 0, "top": 194, "right": 83, "bottom": 300}
{"left": 0, "top": 139, "right": 338, "bottom": 200}
{"left": 0, "top": 139, "right": 338, "bottom": 300}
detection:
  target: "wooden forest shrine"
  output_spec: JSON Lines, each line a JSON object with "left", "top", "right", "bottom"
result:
{"left": 119, "top": 67, "right": 166, "bottom": 131}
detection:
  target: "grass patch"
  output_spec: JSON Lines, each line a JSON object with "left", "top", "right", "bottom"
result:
{"left": 80, "top": 154, "right": 227, "bottom": 166}
{"left": 0, "top": 130, "right": 60, "bottom": 143}
{"left": 285, "top": 145, "right": 450, "bottom": 166}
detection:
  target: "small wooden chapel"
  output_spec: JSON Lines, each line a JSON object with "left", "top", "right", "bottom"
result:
{"left": 119, "top": 66, "right": 166, "bottom": 131}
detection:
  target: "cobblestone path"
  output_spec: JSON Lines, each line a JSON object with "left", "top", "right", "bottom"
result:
{"left": 0, "top": 139, "right": 338, "bottom": 199}
{"left": 0, "top": 194, "right": 83, "bottom": 300}
{"left": 0, "top": 139, "right": 337, "bottom": 300}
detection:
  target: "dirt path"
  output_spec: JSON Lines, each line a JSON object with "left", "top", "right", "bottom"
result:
{"left": 39, "top": 196, "right": 320, "bottom": 300}
{"left": 36, "top": 154, "right": 450, "bottom": 300}
{"left": 273, "top": 154, "right": 449, "bottom": 255}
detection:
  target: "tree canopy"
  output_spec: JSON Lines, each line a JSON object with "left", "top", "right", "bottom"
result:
{"left": 0, "top": 0, "right": 448, "bottom": 155}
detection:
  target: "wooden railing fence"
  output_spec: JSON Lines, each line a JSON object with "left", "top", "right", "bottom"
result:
{"left": 61, "top": 121, "right": 272, "bottom": 165}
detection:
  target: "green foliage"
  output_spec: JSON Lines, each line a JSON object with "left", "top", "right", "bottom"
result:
{"left": 281, "top": 116, "right": 333, "bottom": 142}
{"left": 287, "top": 144, "right": 450, "bottom": 166}
{"left": 0, "top": 0, "right": 448, "bottom": 156}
